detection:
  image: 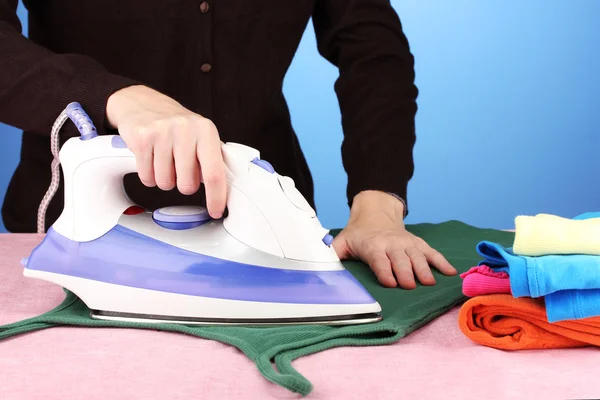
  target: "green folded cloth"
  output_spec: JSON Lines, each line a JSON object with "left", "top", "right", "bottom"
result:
{"left": 0, "top": 221, "right": 513, "bottom": 396}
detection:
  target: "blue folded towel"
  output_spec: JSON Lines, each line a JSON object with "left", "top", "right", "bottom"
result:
{"left": 573, "top": 211, "right": 600, "bottom": 220}
{"left": 477, "top": 241, "right": 600, "bottom": 323}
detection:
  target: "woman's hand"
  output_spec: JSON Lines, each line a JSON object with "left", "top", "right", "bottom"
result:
{"left": 106, "top": 85, "right": 226, "bottom": 218}
{"left": 333, "top": 191, "right": 457, "bottom": 288}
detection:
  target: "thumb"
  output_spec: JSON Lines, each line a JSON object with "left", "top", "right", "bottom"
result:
{"left": 331, "top": 231, "right": 351, "bottom": 260}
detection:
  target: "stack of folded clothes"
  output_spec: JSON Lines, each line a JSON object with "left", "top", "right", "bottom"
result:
{"left": 458, "top": 212, "right": 600, "bottom": 350}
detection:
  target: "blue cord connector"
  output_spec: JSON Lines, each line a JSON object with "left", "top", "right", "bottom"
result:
{"left": 65, "top": 102, "right": 98, "bottom": 140}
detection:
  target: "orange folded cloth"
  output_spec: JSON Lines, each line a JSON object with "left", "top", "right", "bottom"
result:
{"left": 458, "top": 294, "right": 600, "bottom": 350}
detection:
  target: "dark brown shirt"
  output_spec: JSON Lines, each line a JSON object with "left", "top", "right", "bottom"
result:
{"left": 0, "top": 0, "right": 417, "bottom": 232}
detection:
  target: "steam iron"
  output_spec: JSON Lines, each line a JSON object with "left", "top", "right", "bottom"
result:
{"left": 22, "top": 103, "right": 383, "bottom": 326}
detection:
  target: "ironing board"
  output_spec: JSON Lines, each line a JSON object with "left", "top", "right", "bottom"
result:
{"left": 0, "top": 234, "right": 596, "bottom": 399}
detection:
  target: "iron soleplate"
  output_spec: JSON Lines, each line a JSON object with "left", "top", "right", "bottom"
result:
{"left": 90, "top": 309, "right": 383, "bottom": 326}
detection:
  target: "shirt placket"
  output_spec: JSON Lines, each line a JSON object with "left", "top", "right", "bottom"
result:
{"left": 198, "top": 0, "right": 213, "bottom": 118}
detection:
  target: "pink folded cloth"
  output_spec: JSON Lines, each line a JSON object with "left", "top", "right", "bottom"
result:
{"left": 460, "top": 265, "right": 511, "bottom": 297}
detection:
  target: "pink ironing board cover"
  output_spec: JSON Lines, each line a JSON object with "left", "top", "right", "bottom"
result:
{"left": 0, "top": 234, "right": 596, "bottom": 399}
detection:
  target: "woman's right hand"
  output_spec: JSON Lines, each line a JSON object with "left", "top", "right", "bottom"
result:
{"left": 106, "top": 85, "right": 226, "bottom": 218}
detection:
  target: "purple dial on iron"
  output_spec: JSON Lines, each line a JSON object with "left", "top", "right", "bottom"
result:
{"left": 153, "top": 206, "right": 211, "bottom": 230}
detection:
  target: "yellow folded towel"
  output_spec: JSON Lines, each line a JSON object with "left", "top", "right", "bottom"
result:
{"left": 513, "top": 213, "right": 600, "bottom": 256}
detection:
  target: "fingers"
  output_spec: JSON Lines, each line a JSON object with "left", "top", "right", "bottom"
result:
{"left": 135, "top": 142, "right": 156, "bottom": 187}
{"left": 388, "top": 249, "right": 417, "bottom": 289}
{"left": 173, "top": 124, "right": 201, "bottom": 195}
{"left": 362, "top": 248, "right": 397, "bottom": 288}
{"left": 336, "top": 221, "right": 455, "bottom": 289}
{"left": 196, "top": 119, "right": 227, "bottom": 219}
{"left": 109, "top": 88, "right": 227, "bottom": 211}
{"left": 421, "top": 245, "right": 457, "bottom": 276}
{"left": 405, "top": 247, "right": 436, "bottom": 286}
{"left": 368, "top": 237, "right": 448, "bottom": 289}
{"left": 124, "top": 113, "right": 226, "bottom": 216}
{"left": 153, "top": 132, "right": 176, "bottom": 191}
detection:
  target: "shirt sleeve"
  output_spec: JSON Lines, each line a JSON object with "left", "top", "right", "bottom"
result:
{"left": 312, "top": 0, "right": 418, "bottom": 210}
{"left": 0, "top": 0, "right": 140, "bottom": 137}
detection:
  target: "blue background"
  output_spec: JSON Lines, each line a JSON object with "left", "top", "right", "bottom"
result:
{"left": 1, "top": 1, "right": 599, "bottom": 232}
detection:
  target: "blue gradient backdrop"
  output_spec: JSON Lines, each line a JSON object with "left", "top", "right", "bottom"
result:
{"left": 1, "top": 1, "right": 599, "bottom": 232}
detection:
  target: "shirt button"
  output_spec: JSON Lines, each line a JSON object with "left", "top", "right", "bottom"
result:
{"left": 200, "top": 63, "right": 212, "bottom": 73}
{"left": 199, "top": 1, "right": 210, "bottom": 13}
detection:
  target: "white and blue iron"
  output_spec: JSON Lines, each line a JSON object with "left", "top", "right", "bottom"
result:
{"left": 22, "top": 103, "right": 383, "bottom": 326}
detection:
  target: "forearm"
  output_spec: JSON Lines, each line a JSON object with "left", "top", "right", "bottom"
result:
{"left": 313, "top": 0, "right": 417, "bottom": 209}
{"left": 343, "top": 133, "right": 415, "bottom": 212}
{"left": 0, "top": 2, "right": 139, "bottom": 136}
{"left": 336, "top": 12, "right": 417, "bottom": 209}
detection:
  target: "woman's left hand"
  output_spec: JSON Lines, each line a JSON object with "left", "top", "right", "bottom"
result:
{"left": 332, "top": 191, "right": 457, "bottom": 289}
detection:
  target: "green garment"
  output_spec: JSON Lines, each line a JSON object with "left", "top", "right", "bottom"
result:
{"left": 0, "top": 221, "right": 514, "bottom": 396}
